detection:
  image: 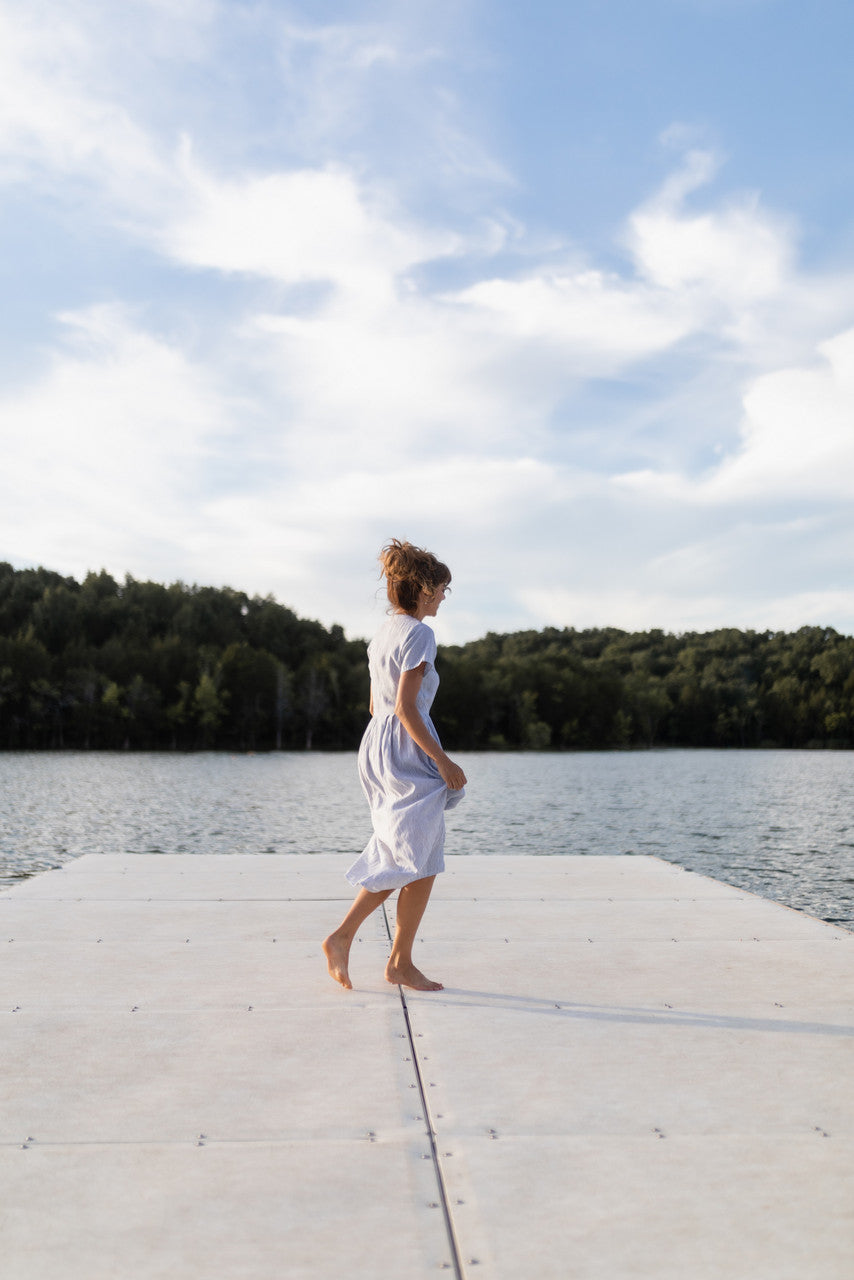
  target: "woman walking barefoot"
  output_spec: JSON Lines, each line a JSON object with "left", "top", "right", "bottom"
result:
{"left": 323, "top": 540, "right": 467, "bottom": 992}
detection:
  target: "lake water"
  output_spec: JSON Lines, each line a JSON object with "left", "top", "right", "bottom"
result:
{"left": 1, "top": 749, "right": 853, "bottom": 931}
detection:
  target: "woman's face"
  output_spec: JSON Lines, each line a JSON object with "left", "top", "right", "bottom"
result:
{"left": 419, "top": 583, "right": 449, "bottom": 617}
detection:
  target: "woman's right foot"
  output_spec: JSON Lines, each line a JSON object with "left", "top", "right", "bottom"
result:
{"left": 322, "top": 933, "right": 353, "bottom": 989}
{"left": 385, "top": 961, "right": 443, "bottom": 991}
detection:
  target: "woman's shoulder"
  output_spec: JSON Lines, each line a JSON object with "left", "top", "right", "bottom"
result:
{"left": 399, "top": 616, "right": 436, "bottom": 660}
{"left": 369, "top": 614, "right": 409, "bottom": 652}
{"left": 398, "top": 614, "right": 434, "bottom": 640}
{"left": 372, "top": 614, "right": 435, "bottom": 659}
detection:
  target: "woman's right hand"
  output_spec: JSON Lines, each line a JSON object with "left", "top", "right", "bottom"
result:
{"left": 439, "top": 756, "right": 467, "bottom": 790}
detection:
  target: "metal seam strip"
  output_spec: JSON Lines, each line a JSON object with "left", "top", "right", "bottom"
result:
{"left": 382, "top": 901, "right": 465, "bottom": 1280}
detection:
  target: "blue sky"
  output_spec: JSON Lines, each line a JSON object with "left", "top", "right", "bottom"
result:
{"left": 2, "top": 0, "right": 854, "bottom": 643}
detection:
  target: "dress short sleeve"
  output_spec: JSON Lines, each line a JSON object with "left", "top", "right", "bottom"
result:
{"left": 399, "top": 621, "right": 437, "bottom": 672}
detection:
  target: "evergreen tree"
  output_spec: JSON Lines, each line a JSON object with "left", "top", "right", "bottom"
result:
{"left": 0, "top": 564, "right": 851, "bottom": 751}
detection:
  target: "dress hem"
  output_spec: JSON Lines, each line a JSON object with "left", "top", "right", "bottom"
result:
{"left": 344, "top": 860, "right": 445, "bottom": 893}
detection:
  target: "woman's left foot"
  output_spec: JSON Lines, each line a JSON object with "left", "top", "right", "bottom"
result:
{"left": 385, "top": 962, "right": 443, "bottom": 991}
{"left": 323, "top": 933, "right": 353, "bottom": 989}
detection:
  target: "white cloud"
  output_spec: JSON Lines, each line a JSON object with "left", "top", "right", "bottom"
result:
{"left": 627, "top": 148, "right": 794, "bottom": 307}
{"left": 448, "top": 268, "right": 692, "bottom": 372}
{"left": 249, "top": 294, "right": 544, "bottom": 470}
{"left": 0, "top": 5, "right": 166, "bottom": 197}
{"left": 518, "top": 583, "right": 854, "bottom": 638}
{"left": 617, "top": 326, "right": 854, "bottom": 504}
{"left": 0, "top": 305, "right": 229, "bottom": 577}
{"left": 518, "top": 585, "right": 730, "bottom": 633}
{"left": 706, "top": 327, "right": 854, "bottom": 499}
{"left": 272, "top": 9, "right": 509, "bottom": 193}
{"left": 165, "top": 156, "right": 459, "bottom": 299}
{"left": 3, "top": 1, "right": 854, "bottom": 642}
{"left": 183, "top": 455, "right": 564, "bottom": 632}
{"left": 441, "top": 147, "right": 804, "bottom": 386}
{"left": 274, "top": 17, "right": 411, "bottom": 147}
{"left": 756, "top": 589, "right": 854, "bottom": 633}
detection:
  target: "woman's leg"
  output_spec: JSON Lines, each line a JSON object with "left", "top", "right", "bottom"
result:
{"left": 323, "top": 887, "right": 392, "bottom": 989}
{"left": 385, "top": 875, "right": 443, "bottom": 991}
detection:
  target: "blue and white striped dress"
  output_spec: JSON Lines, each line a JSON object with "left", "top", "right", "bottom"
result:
{"left": 346, "top": 613, "right": 464, "bottom": 892}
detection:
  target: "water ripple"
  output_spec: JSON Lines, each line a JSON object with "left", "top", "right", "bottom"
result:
{"left": 1, "top": 748, "right": 852, "bottom": 930}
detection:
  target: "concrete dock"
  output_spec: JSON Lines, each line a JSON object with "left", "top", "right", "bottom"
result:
{"left": 1, "top": 853, "right": 852, "bottom": 1279}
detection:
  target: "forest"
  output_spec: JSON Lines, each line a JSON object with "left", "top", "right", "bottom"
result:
{"left": 1, "top": 562, "right": 852, "bottom": 752}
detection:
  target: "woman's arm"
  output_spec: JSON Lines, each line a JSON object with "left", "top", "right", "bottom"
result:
{"left": 395, "top": 664, "right": 467, "bottom": 790}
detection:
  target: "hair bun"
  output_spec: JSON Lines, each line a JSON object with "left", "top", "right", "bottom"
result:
{"left": 379, "top": 539, "right": 451, "bottom": 615}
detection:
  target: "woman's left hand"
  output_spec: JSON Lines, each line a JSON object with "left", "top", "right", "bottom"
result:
{"left": 439, "top": 756, "right": 467, "bottom": 790}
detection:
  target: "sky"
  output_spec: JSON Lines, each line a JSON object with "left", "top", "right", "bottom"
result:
{"left": 2, "top": 0, "right": 854, "bottom": 645}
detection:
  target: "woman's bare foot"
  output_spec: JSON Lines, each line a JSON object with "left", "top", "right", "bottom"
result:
{"left": 385, "top": 961, "right": 443, "bottom": 991}
{"left": 322, "top": 932, "right": 353, "bottom": 990}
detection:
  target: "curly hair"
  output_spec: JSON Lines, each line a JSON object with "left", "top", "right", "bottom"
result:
{"left": 379, "top": 539, "right": 451, "bottom": 615}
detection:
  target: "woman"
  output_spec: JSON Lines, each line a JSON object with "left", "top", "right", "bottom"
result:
{"left": 323, "top": 539, "right": 467, "bottom": 991}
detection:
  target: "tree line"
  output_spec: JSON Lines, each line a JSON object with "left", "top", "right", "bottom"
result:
{"left": 1, "top": 563, "right": 852, "bottom": 751}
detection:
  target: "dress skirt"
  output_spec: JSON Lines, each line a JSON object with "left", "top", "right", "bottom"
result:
{"left": 345, "top": 711, "right": 463, "bottom": 892}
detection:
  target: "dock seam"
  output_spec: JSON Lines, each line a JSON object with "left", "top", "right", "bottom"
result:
{"left": 381, "top": 900, "right": 466, "bottom": 1279}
